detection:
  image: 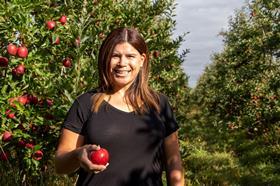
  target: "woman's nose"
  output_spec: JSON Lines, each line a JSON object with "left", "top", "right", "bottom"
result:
{"left": 118, "top": 56, "right": 128, "bottom": 66}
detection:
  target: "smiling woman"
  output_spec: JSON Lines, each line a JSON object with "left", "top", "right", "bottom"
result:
{"left": 55, "top": 27, "right": 185, "bottom": 186}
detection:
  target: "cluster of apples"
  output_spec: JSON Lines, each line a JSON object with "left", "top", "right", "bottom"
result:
{"left": 7, "top": 43, "right": 28, "bottom": 58}
{"left": 46, "top": 15, "right": 74, "bottom": 68}
{"left": 1, "top": 130, "right": 43, "bottom": 161}
{"left": 46, "top": 15, "right": 67, "bottom": 45}
{"left": 1, "top": 94, "right": 53, "bottom": 161}
{"left": 0, "top": 44, "right": 28, "bottom": 76}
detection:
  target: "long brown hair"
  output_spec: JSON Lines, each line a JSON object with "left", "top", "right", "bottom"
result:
{"left": 92, "top": 27, "right": 160, "bottom": 114}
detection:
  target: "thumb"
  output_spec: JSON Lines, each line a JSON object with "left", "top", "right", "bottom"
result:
{"left": 87, "top": 144, "right": 100, "bottom": 152}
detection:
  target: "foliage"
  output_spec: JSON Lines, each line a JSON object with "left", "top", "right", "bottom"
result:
{"left": 187, "top": 0, "right": 280, "bottom": 185}
{"left": 0, "top": 0, "right": 190, "bottom": 184}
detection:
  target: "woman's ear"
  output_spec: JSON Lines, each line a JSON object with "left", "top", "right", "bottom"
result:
{"left": 140, "top": 53, "right": 146, "bottom": 67}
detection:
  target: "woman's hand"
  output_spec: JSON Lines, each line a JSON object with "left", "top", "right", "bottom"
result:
{"left": 55, "top": 129, "right": 109, "bottom": 174}
{"left": 77, "top": 144, "right": 109, "bottom": 173}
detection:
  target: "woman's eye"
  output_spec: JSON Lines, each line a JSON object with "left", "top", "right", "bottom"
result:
{"left": 112, "top": 54, "right": 119, "bottom": 58}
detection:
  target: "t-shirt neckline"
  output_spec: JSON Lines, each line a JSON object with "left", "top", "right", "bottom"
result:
{"left": 103, "top": 100, "right": 135, "bottom": 114}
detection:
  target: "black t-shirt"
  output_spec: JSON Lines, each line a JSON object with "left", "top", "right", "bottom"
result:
{"left": 63, "top": 90, "right": 179, "bottom": 186}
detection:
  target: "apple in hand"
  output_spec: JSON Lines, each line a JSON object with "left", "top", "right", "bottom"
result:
{"left": 17, "top": 46, "right": 28, "bottom": 58}
{"left": 90, "top": 148, "right": 109, "bottom": 165}
{"left": 7, "top": 44, "right": 18, "bottom": 56}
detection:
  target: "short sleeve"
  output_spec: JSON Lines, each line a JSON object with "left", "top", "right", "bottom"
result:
{"left": 159, "top": 94, "right": 179, "bottom": 137}
{"left": 63, "top": 92, "right": 93, "bottom": 134}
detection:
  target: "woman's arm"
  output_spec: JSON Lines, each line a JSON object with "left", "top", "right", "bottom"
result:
{"left": 55, "top": 128, "right": 107, "bottom": 174}
{"left": 164, "top": 131, "right": 185, "bottom": 186}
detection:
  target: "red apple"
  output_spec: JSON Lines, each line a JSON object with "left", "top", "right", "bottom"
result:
{"left": 63, "top": 58, "right": 72, "bottom": 67}
{"left": 46, "top": 98, "right": 54, "bottom": 107}
{"left": 0, "top": 57, "right": 8, "bottom": 67}
{"left": 52, "top": 36, "right": 60, "bottom": 45}
{"left": 46, "top": 20, "right": 56, "bottom": 30}
{"left": 5, "top": 109, "right": 15, "bottom": 119}
{"left": 25, "top": 142, "right": 34, "bottom": 149}
{"left": 12, "top": 64, "right": 25, "bottom": 76}
{"left": 90, "top": 148, "right": 109, "bottom": 165}
{"left": 7, "top": 44, "right": 18, "bottom": 56}
{"left": 27, "top": 94, "right": 38, "bottom": 105}
{"left": 2, "top": 131, "right": 12, "bottom": 142}
{"left": 18, "top": 139, "right": 26, "bottom": 147}
{"left": 17, "top": 46, "right": 28, "bottom": 58}
{"left": 0, "top": 151, "right": 9, "bottom": 161}
{"left": 153, "top": 50, "right": 160, "bottom": 58}
{"left": 59, "top": 15, "right": 67, "bottom": 25}
{"left": 18, "top": 95, "right": 28, "bottom": 105}
{"left": 33, "top": 150, "right": 43, "bottom": 160}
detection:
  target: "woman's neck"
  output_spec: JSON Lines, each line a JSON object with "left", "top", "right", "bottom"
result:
{"left": 105, "top": 90, "right": 134, "bottom": 112}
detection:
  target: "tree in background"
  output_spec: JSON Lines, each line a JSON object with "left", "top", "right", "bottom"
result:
{"left": 0, "top": 0, "right": 189, "bottom": 184}
{"left": 187, "top": 0, "right": 279, "bottom": 185}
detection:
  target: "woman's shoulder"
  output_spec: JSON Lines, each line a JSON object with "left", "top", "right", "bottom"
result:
{"left": 156, "top": 92, "right": 169, "bottom": 104}
{"left": 75, "top": 89, "right": 98, "bottom": 105}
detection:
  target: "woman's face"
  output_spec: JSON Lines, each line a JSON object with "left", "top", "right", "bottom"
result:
{"left": 109, "top": 42, "right": 145, "bottom": 91}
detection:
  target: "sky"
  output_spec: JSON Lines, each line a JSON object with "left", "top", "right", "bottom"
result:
{"left": 173, "top": 0, "right": 246, "bottom": 87}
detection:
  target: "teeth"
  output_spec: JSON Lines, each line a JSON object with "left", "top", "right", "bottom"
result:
{"left": 114, "top": 70, "right": 130, "bottom": 75}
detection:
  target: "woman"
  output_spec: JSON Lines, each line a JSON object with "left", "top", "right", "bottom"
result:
{"left": 55, "top": 27, "right": 185, "bottom": 186}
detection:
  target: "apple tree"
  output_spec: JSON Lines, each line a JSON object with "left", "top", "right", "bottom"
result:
{"left": 186, "top": 0, "right": 280, "bottom": 184}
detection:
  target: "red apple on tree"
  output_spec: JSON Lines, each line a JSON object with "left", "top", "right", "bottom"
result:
{"left": 25, "top": 142, "right": 35, "bottom": 149}
{"left": 90, "top": 148, "right": 109, "bottom": 165}
{"left": 0, "top": 151, "right": 9, "bottom": 161}
{"left": 27, "top": 94, "right": 38, "bottom": 105}
{"left": 0, "top": 56, "right": 8, "bottom": 67}
{"left": 46, "top": 20, "right": 56, "bottom": 30}
{"left": 59, "top": 15, "right": 67, "bottom": 25}
{"left": 7, "top": 43, "right": 18, "bottom": 56}
{"left": 33, "top": 150, "right": 43, "bottom": 160}
{"left": 2, "top": 131, "right": 12, "bottom": 142}
{"left": 18, "top": 95, "right": 28, "bottom": 105}
{"left": 17, "top": 46, "right": 28, "bottom": 58}
{"left": 63, "top": 58, "right": 72, "bottom": 67}
{"left": 52, "top": 36, "right": 60, "bottom": 45}
{"left": 5, "top": 109, "right": 15, "bottom": 119}
{"left": 12, "top": 64, "right": 25, "bottom": 76}
{"left": 18, "top": 139, "right": 26, "bottom": 147}
{"left": 46, "top": 98, "right": 54, "bottom": 107}
{"left": 153, "top": 50, "right": 160, "bottom": 58}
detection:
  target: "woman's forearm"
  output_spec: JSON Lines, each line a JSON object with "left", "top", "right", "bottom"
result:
{"left": 55, "top": 148, "right": 81, "bottom": 174}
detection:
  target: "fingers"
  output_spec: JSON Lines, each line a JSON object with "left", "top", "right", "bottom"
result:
{"left": 87, "top": 144, "right": 100, "bottom": 152}
{"left": 78, "top": 144, "right": 108, "bottom": 173}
